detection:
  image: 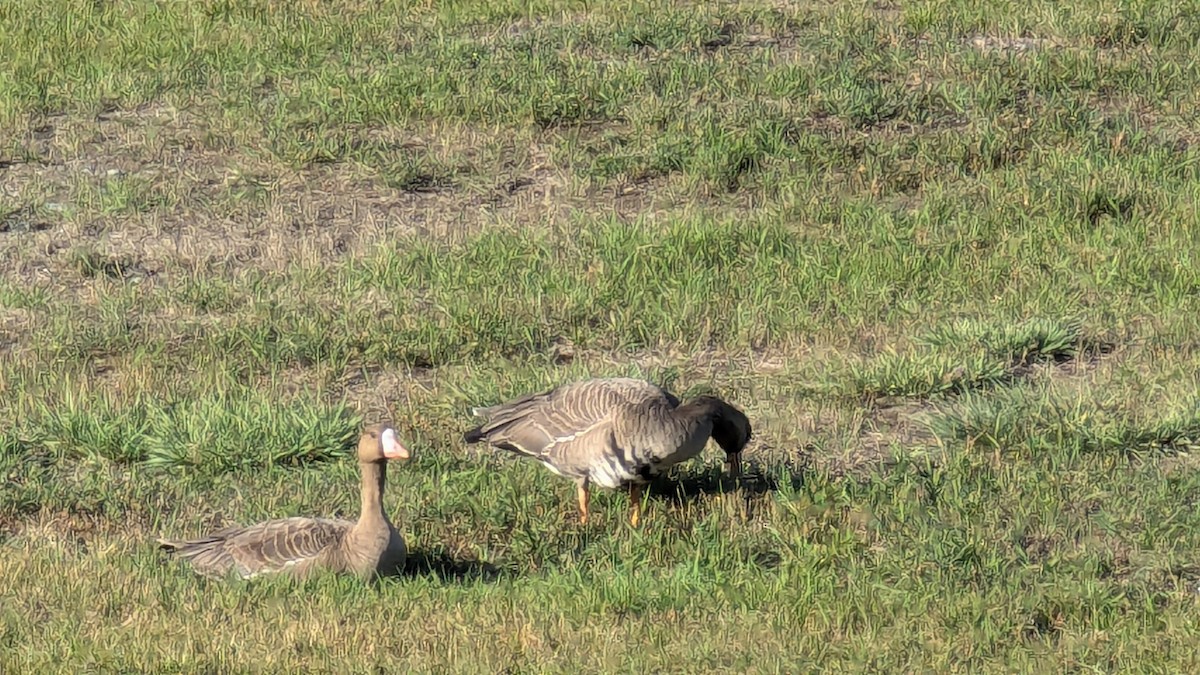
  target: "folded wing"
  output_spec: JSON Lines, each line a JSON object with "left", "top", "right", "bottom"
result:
{"left": 159, "top": 517, "right": 352, "bottom": 579}
{"left": 464, "top": 378, "right": 674, "bottom": 469}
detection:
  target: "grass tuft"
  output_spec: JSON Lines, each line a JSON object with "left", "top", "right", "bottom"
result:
{"left": 852, "top": 350, "right": 1010, "bottom": 399}
{"left": 853, "top": 318, "right": 1089, "bottom": 399}
{"left": 924, "top": 388, "right": 1200, "bottom": 457}
{"left": 143, "top": 394, "right": 362, "bottom": 473}
{"left": 918, "top": 317, "right": 1085, "bottom": 365}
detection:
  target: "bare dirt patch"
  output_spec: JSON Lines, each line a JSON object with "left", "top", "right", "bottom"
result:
{"left": 863, "top": 398, "right": 938, "bottom": 449}
{"left": 0, "top": 307, "right": 36, "bottom": 353}
{"left": 0, "top": 107, "right": 664, "bottom": 295}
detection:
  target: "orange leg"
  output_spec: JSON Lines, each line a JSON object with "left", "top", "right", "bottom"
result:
{"left": 727, "top": 452, "right": 743, "bottom": 479}
{"left": 576, "top": 481, "right": 590, "bottom": 525}
{"left": 629, "top": 483, "right": 643, "bottom": 528}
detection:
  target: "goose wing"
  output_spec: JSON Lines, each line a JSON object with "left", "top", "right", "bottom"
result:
{"left": 159, "top": 516, "right": 352, "bottom": 579}
{"left": 464, "top": 378, "right": 674, "bottom": 474}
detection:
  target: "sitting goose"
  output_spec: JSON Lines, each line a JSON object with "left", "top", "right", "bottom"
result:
{"left": 158, "top": 423, "right": 411, "bottom": 580}
{"left": 463, "top": 377, "right": 751, "bottom": 527}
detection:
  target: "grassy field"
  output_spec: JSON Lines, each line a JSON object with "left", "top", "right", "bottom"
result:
{"left": 3, "top": 0, "right": 1200, "bottom": 670}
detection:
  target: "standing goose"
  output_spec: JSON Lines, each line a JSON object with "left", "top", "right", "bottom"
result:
{"left": 463, "top": 377, "right": 751, "bottom": 527}
{"left": 158, "top": 423, "right": 411, "bottom": 580}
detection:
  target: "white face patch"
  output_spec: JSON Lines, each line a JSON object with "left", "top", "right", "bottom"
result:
{"left": 380, "top": 428, "right": 408, "bottom": 459}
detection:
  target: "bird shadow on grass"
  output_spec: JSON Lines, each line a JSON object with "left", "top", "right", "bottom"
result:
{"left": 644, "top": 461, "right": 807, "bottom": 506}
{"left": 402, "top": 549, "right": 505, "bottom": 583}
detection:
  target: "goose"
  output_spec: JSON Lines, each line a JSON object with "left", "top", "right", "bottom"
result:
{"left": 158, "top": 423, "right": 411, "bottom": 580}
{"left": 463, "top": 377, "right": 751, "bottom": 526}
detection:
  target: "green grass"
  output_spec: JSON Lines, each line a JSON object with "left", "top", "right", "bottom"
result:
{"left": 4, "top": 0, "right": 1200, "bottom": 671}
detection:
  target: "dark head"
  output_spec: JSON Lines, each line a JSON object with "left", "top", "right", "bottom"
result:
{"left": 357, "top": 423, "right": 411, "bottom": 464}
{"left": 698, "top": 396, "right": 752, "bottom": 477}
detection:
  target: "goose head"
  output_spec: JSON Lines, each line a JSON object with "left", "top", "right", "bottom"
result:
{"left": 707, "top": 400, "right": 751, "bottom": 478}
{"left": 358, "top": 423, "right": 412, "bottom": 463}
